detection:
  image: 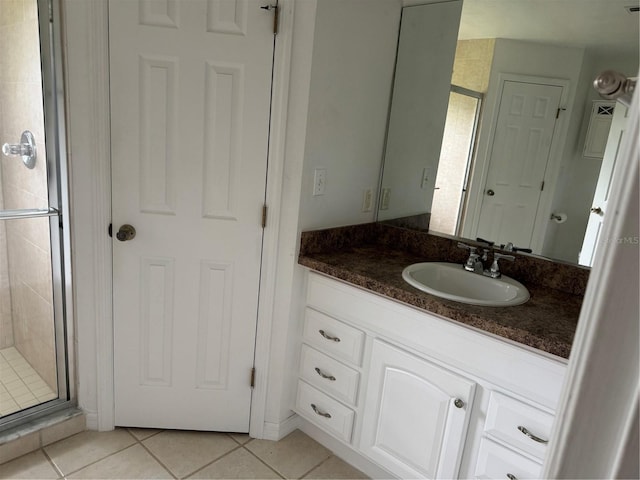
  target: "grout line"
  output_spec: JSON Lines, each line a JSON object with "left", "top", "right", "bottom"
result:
{"left": 297, "top": 453, "right": 334, "bottom": 480}
{"left": 241, "top": 444, "right": 286, "bottom": 479}
{"left": 55, "top": 437, "right": 140, "bottom": 477}
{"left": 41, "top": 446, "right": 65, "bottom": 479}
{"left": 135, "top": 434, "right": 178, "bottom": 480}
{"left": 182, "top": 443, "right": 243, "bottom": 479}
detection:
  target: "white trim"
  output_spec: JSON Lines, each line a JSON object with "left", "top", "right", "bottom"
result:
{"left": 62, "top": 0, "right": 113, "bottom": 431}
{"left": 250, "top": 0, "right": 296, "bottom": 439}
{"left": 543, "top": 90, "right": 639, "bottom": 477}
{"left": 261, "top": 414, "right": 301, "bottom": 441}
{"left": 462, "top": 73, "right": 571, "bottom": 252}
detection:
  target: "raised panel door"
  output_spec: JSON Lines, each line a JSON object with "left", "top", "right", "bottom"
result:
{"left": 360, "top": 340, "right": 476, "bottom": 479}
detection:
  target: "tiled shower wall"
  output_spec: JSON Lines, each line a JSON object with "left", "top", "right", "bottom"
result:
{"left": 0, "top": 0, "right": 57, "bottom": 390}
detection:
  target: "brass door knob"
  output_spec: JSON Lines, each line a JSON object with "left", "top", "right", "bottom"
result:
{"left": 116, "top": 224, "right": 136, "bottom": 242}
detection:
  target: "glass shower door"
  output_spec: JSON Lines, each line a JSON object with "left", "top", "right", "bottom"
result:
{"left": 0, "top": 0, "right": 69, "bottom": 427}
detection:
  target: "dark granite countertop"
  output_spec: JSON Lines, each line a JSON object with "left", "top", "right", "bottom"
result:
{"left": 298, "top": 224, "right": 588, "bottom": 360}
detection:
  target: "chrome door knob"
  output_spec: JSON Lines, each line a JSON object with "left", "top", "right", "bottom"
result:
{"left": 590, "top": 206, "right": 603, "bottom": 215}
{"left": 486, "top": 189, "right": 495, "bottom": 196}
{"left": 116, "top": 224, "right": 136, "bottom": 241}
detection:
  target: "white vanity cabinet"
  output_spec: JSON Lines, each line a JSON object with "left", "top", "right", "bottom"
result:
{"left": 360, "top": 339, "right": 476, "bottom": 479}
{"left": 296, "top": 271, "right": 568, "bottom": 479}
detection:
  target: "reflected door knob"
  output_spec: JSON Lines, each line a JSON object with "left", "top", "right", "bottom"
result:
{"left": 486, "top": 189, "right": 495, "bottom": 196}
{"left": 590, "top": 206, "right": 603, "bottom": 215}
{"left": 116, "top": 224, "right": 136, "bottom": 241}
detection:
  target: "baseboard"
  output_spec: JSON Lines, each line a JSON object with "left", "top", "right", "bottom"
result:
{"left": 297, "top": 418, "right": 395, "bottom": 479}
{"left": 84, "top": 410, "right": 99, "bottom": 431}
{"left": 261, "top": 413, "right": 301, "bottom": 441}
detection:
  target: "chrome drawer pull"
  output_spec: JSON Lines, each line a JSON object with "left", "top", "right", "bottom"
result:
{"left": 517, "top": 426, "right": 548, "bottom": 444}
{"left": 318, "top": 329, "right": 341, "bottom": 342}
{"left": 506, "top": 474, "right": 518, "bottom": 480}
{"left": 314, "top": 367, "right": 336, "bottom": 381}
{"left": 311, "top": 403, "right": 331, "bottom": 418}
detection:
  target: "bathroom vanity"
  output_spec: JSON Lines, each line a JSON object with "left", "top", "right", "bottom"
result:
{"left": 294, "top": 224, "right": 587, "bottom": 479}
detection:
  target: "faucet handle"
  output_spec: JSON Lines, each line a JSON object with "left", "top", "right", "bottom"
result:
{"left": 476, "top": 237, "right": 495, "bottom": 247}
{"left": 488, "top": 253, "right": 515, "bottom": 278}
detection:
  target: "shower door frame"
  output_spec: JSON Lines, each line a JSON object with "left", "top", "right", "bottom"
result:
{"left": 0, "top": 0, "right": 75, "bottom": 432}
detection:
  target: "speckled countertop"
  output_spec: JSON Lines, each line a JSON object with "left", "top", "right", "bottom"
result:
{"left": 298, "top": 224, "right": 589, "bottom": 359}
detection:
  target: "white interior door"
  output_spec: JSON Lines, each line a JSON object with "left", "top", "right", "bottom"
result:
{"left": 110, "top": 0, "right": 275, "bottom": 431}
{"left": 579, "top": 103, "right": 629, "bottom": 266}
{"left": 475, "top": 81, "right": 562, "bottom": 247}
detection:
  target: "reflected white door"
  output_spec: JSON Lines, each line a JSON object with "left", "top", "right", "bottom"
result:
{"left": 579, "top": 104, "right": 629, "bottom": 266}
{"left": 110, "top": 0, "right": 274, "bottom": 431}
{"left": 476, "top": 81, "right": 562, "bottom": 248}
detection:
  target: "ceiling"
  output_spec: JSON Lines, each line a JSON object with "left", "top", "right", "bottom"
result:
{"left": 458, "top": 0, "right": 640, "bottom": 57}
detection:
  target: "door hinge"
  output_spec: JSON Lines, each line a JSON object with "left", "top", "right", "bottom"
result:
{"left": 250, "top": 367, "right": 256, "bottom": 388}
{"left": 262, "top": 204, "right": 268, "bottom": 228}
{"left": 108, "top": 223, "right": 113, "bottom": 237}
{"left": 261, "top": 4, "right": 279, "bottom": 35}
{"left": 556, "top": 107, "right": 566, "bottom": 119}
{"left": 541, "top": 181, "right": 545, "bottom": 191}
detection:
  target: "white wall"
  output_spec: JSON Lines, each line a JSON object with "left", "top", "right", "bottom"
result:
{"left": 543, "top": 52, "right": 639, "bottom": 262}
{"left": 298, "top": 0, "right": 401, "bottom": 231}
{"left": 261, "top": 0, "right": 403, "bottom": 432}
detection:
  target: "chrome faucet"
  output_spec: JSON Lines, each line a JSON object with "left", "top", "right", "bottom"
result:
{"left": 458, "top": 242, "right": 516, "bottom": 278}
{"left": 458, "top": 243, "right": 484, "bottom": 273}
{"left": 487, "top": 253, "right": 515, "bottom": 278}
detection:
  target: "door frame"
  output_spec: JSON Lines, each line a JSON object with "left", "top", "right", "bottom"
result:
{"left": 462, "top": 73, "right": 571, "bottom": 252}
{"left": 63, "top": 0, "right": 297, "bottom": 436}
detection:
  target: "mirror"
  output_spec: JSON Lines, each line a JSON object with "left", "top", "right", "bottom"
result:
{"left": 377, "top": 0, "right": 639, "bottom": 265}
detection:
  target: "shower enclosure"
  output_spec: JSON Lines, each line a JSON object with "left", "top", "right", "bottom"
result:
{"left": 0, "top": 0, "right": 71, "bottom": 430}
{"left": 430, "top": 85, "right": 483, "bottom": 236}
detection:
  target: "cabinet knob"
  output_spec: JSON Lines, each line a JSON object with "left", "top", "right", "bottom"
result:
{"left": 454, "top": 398, "right": 464, "bottom": 409}
{"left": 507, "top": 474, "right": 518, "bottom": 480}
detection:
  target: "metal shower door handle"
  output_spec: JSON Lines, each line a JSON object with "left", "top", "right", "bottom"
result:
{"left": 2, "top": 130, "right": 37, "bottom": 169}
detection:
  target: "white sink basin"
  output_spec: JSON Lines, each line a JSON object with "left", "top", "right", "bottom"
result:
{"left": 402, "top": 262, "right": 530, "bottom": 307}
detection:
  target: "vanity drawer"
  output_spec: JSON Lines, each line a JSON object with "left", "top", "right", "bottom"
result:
{"left": 300, "top": 344, "right": 360, "bottom": 405}
{"left": 296, "top": 380, "right": 355, "bottom": 443}
{"left": 484, "top": 391, "right": 554, "bottom": 460}
{"left": 475, "top": 438, "right": 542, "bottom": 479}
{"left": 303, "top": 308, "right": 365, "bottom": 366}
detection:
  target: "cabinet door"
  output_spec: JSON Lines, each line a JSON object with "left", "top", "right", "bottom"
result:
{"left": 360, "top": 340, "right": 475, "bottom": 479}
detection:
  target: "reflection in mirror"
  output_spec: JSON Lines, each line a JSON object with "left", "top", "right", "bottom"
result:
{"left": 377, "top": 0, "right": 639, "bottom": 266}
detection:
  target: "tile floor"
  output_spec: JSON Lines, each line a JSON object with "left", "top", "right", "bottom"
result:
{"left": 0, "top": 428, "right": 369, "bottom": 479}
{"left": 0, "top": 347, "right": 57, "bottom": 417}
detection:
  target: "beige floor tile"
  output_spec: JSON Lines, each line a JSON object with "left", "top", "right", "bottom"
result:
{"left": 188, "top": 448, "right": 281, "bottom": 479}
{"left": 143, "top": 430, "right": 238, "bottom": 478}
{"left": 303, "top": 456, "right": 369, "bottom": 479}
{"left": 68, "top": 444, "right": 172, "bottom": 479}
{"left": 0, "top": 450, "right": 60, "bottom": 479}
{"left": 229, "top": 433, "right": 251, "bottom": 445}
{"left": 44, "top": 428, "right": 136, "bottom": 475}
{"left": 246, "top": 430, "right": 331, "bottom": 479}
{"left": 127, "top": 427, "right": 162, "bottom": 440}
